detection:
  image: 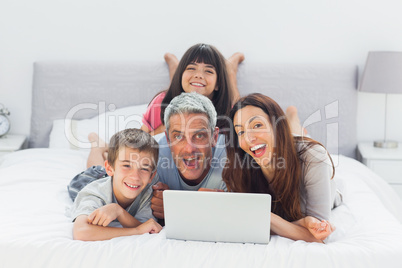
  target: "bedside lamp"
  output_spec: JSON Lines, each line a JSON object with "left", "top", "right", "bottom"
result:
{"left": 359, "top": 51, "right": 402, "bottom": 148}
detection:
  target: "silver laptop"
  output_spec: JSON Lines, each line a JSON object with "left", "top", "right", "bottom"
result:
{"left": 163, "top": 190, "right": 271, "bottom": 244}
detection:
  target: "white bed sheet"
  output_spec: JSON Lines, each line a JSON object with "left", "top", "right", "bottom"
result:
{"left": 1, "top": 149, "right": 402, "bottom": 268}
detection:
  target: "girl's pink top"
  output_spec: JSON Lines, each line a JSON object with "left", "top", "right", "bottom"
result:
{"left": 142, "top": 92, "right": 166, "bottom": 131}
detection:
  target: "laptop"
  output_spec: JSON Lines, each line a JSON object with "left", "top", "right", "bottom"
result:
{"left": 163, "top": 190, "right": 271, "bottom": 244}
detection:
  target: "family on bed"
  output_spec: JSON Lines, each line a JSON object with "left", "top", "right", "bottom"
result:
{"left": 68, "top": 43, "right": 342, "bottom": 243}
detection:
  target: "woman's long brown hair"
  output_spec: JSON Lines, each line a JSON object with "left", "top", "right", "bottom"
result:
{"left": 223, "top": 93, "right": 334, "bottom": 221}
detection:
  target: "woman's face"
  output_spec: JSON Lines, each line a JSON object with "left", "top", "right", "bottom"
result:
{"left": 233, "top": 105, "right": 276, "bottom": 169}
{"left": 181, "top": 62, "right": 218, "bottom": 99}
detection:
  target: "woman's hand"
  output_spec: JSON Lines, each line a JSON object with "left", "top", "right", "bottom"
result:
{"left": 271, "top": 213, "right": 327, "bottom": 243}
{"left": 303, "top": 216, "right": 335, "bottom": 241}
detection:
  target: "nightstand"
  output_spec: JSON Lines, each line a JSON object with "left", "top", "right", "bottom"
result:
{"left": 0, "top": 134, "right": 27, "bottom": 160}
{"left": 357, "top": 142, "right": 402, "bottom": 199}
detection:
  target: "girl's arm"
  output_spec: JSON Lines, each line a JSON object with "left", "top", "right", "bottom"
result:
{"left": 149, "top": 124, "right": 165, "bottom": 136}
{"left": 141, "top": 117, "right": 164, "bottom": 136}
{"left": 141, "top": 92, "right": 166, "bottom": 134}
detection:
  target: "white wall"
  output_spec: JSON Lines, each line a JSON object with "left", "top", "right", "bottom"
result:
{"left": 1, "top": 0, "right": 402, "bottom": 143}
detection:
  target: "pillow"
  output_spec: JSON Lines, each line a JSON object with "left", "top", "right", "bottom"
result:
{"left": 49, "top": 119, "right": 73, "bottom": 149}
{"left": 49, "top": 104, "right": 149, "bottom": 150}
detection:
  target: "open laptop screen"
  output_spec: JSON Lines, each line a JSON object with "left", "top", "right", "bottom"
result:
{"left": 163, "top": 190, "right": 271, "bottom": 244}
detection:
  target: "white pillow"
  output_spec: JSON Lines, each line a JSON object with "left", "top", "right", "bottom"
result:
{"left": 49, "top": 119, "right": 73, "bottom": 149}
{"left": 49, "top": 104, "right": 149, "bottom": 150}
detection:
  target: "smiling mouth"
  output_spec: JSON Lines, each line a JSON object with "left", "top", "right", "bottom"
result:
{"left": 124, "top": 182, "right": 140, "bottom": 189}
{"left": 190, "top": 82, "right": 205, "bottom": 87}
{"left": 250, "top": 144, "right": 267, "bottom": 157}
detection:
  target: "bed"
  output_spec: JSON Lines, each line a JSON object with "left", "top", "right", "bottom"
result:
{"left": 1, "top": 61, "right": 402, "bottom": 268}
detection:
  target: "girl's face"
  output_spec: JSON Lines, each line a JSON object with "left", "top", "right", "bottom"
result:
{"left": 233, "top": 105, "right": 276, "bottom": 169}
{"left": 181, "top": 62, "right": 218, "bottom": 99}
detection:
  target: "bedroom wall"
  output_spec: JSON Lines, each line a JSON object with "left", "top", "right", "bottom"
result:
{"left": 1, "top": 0, "right": 402, "bottom": 144}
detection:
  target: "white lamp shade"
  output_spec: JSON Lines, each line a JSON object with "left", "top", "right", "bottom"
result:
{"left": 359, "top": 51, "right": 402, "bottom": 94}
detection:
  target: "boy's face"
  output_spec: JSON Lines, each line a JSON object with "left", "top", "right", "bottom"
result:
{"left": 105, "top": 147, "right": 156, "bottom": 209}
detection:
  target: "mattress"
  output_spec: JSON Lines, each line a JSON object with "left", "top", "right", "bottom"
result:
{"left": 1, "top": 149, "right": 402, "bottom": 268}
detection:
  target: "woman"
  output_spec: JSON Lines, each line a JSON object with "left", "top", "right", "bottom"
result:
{"left": 223, "top": 93, "right": 342, "bottom": 242}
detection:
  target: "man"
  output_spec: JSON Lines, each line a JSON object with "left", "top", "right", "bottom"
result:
{"left": 151, "top": 92, "right": 227, "bottom": 220}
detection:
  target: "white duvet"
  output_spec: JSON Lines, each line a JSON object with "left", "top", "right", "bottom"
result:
{"left": 1, "top": 149, "right": 402, "bottom": 268}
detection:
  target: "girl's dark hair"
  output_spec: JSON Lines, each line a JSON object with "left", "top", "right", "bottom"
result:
{"left": 160, "top": 43, "right": 233, "bottom": 131}
{"left": 222, "top": 93, "right": 334, "bottom": 221}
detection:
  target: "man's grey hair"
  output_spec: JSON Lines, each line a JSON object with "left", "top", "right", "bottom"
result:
{"left": 164, "top": 92, "right": 217, "bottom": 133}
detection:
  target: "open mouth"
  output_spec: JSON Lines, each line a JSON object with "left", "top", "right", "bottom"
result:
{"left": 182, "top": 156, "right": 200, "bottom": 169}
{"left": 250, "top": 144, "right": 267, "bottom": 157}
{"left": 124, "top": 182, "right": 140, "bottom": 190}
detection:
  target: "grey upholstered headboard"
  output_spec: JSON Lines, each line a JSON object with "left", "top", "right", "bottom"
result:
{"left": 30, "top": 61, "right": 170, "bottom": 149}
{"left": 237, "top": 63, "right": 358, "bottom": 158}
{"left": 30, "top": 61, "right": 357, "bottom": 158}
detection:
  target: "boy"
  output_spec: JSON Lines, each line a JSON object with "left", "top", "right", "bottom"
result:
{"left": 70, "top": 128, "right": 162, "bottom": 241}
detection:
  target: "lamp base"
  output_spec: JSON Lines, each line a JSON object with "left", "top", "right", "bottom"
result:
{"left": 373, "top": 140, "right": 398, "bottom": 148}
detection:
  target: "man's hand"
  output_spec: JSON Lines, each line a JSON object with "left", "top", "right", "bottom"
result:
{"left": 151, "top": 182, "right": 169, "bottom": 219}
{"left": 87, "top": 203, "right": 122, "bottom": 227}
{"left": 198, "top": 188, "right": 224, "bottom": 192}
{"left": 135, "top": 218, "right": 163, "bottom": 235}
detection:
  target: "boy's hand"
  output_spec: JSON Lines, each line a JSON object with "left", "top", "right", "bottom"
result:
{"left": 151, "top": 182, "right": 169, "bottom": 219}
{"left": 88, "top": 203, "right": 122, "bottom": 227}
{"left": 136, "top": 218, "right": 163, "bottom": 234}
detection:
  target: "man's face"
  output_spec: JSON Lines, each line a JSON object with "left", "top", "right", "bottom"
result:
{"left": 166, "top": 113, "right": 219, "bottom": 185}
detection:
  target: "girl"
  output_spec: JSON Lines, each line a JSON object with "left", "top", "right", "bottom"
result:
{"left": 141, "top": 43, "right": 244, "bottom": 136}
{"left": 223, "top": 93, "right": 342, "bottom": 243}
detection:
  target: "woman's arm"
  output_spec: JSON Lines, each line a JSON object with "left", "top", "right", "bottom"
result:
{"left": 288, "top": 144, "right": 336, "bottom": 241}
{"left": 301, "top": 144, "right": 335, "bottom": 220}
{"left": 270, "top": 213, "right": 323, "bottom": 243}
{"left": 293, "top": 216, "right": 334, "bottom": 241}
